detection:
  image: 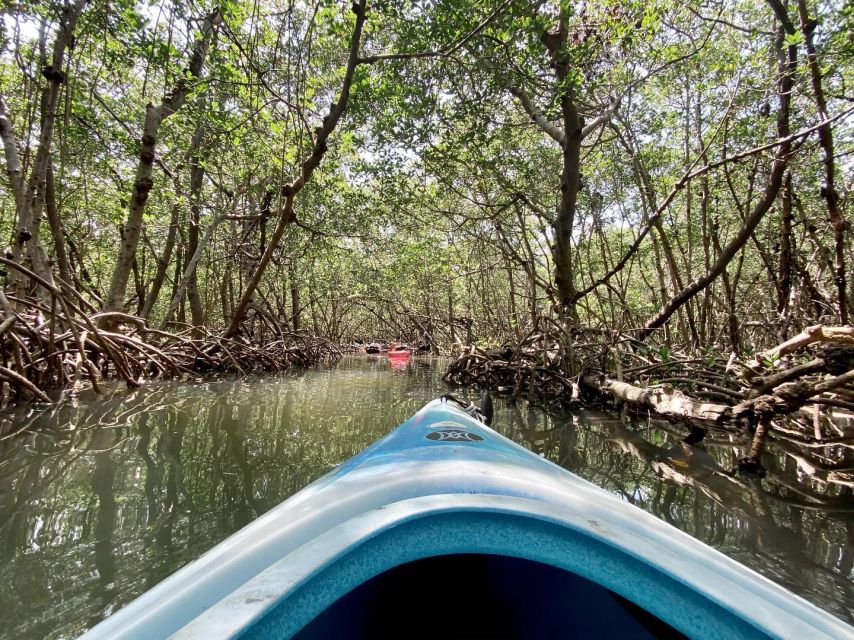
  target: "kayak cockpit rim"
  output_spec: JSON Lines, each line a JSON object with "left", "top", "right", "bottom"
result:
{"left": 171, "top": 494, "right": 843, "bottom": 640}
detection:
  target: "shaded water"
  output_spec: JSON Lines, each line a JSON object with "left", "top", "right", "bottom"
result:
{"left": 0, "top": 356, "right": 851, "bottom": 638}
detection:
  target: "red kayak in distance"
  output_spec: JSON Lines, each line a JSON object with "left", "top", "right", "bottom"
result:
{"left": 388, "top": 345, "right": 410, "bottom": 357}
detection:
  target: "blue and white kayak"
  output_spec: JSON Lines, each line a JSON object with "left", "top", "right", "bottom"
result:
{"left": 81, "top": 397, "right": 853, "bottom": 640}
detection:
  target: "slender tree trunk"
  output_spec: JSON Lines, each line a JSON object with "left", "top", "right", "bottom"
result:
{"left": 102, "top": 9, "right": 220, "bottom": 316}
{"left": 4, "top": 0, "right": 85, "bottom": 293}
{"left": 710, "top": 216, "right": 742, "bottom": 353}
{"left": 614, "top": 125, "right": 671, "bottom": 339}
{"left": 140, "top": 201, "right": 180, "bottom": 320}
{"left": 186, "top": 126, "right": 206, "bottom": 327}
{"left": 696, "top": 98, "right": 713, "bottom": 345}
{"left": 161, "top": 210, "right": 225, "bottom": 327}
{"left": 168, "top": 242, "right": 183, "bottom": 320}
{"left": 223, "top": 0, "right": 367, "bottom": 338}
{"left": 309, "top": 283, "right": 320, "bottom": 335}
{"left": 640, "top": 9, "right": 796, "bottom": 340}
{"left": 132, "top": 253, "right": 145, "bottom": 314}
{"left": 448, "top": 278, "right": 456, "bottom": 344}
{"left": 43, "top": 157, "right": 73, "bottom": 286}
{"left": 223, "top": 267, "right": 234, "bottom": 327}
{"left": 0, "top": 97, "right": 24, "bottom": 209}
{"left": 777, "top": 173, "right": 794, "bottom": 317}
{"left": 796, "top": 0, "right": 848, "bottom": 323}
{"left": 290, "top": 265, "right": 300, "bottom": 331}
{"left": 174, "top": 244, "right": 186, "bottom": 325}
{"left": 654, "top": 217, "right": 700, "bottom": 344}
{"left": 506, "top": 259, "right": 521, "bottom": 340}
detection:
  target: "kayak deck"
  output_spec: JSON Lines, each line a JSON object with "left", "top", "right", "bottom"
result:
{"left": 81, "top": 398, "right": 854, "bottom": 640}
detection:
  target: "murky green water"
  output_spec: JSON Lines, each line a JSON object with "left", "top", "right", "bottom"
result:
{"left": 0, "top": 356, "right": 851, "bottom": 638}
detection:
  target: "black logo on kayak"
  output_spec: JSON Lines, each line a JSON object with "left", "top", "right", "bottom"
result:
{"left": 426, "top": 429, "right": 483, "bottom": 442}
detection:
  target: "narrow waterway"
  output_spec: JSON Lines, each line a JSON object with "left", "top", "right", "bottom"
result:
{"left": 0, "top": 356, "right": 851, "bottom": 638}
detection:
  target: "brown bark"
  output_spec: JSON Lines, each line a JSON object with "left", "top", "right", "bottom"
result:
{"left": 186, "top": 127, "right": 206, "bottom": 327}
{"left": 161, "top": 209, "right": 225, "bottom": 327}
{"left": 611, "top": 124, "right": 671, "bottom": 339}
{"left": 502, "top": 14, "right": 623, "bottom": 322}
{"left": 44, "top": 157, "right": 73, "bottom": 286}
{"left": 796, "top": 0, "right": 848, "bottom": 323}
{"left": 141, "top": 121, "right": 208, "bottom": 321}
{"left": 102, "top": 9, "right": 220, "bottom": 316}
{"left": 140, "top": 200, "right": 180, "bottom": 320}
{"left": 4, "top": 0, "right": 85, "bottom": 292}
{"left": 131, "top": 252, "right": 145, "bottom": 314}
{"left": 740, "top": 417, "right": 771, "bottom": 473}
{"left": 758, "top": 324, "right": 854, "bottom": 362}
{"left": 542, "top": 12, "right": 580, "bottom": 319}
{"left": 777, "top": 173, "right": 793, "bottom": 317}
{"left": 290, "top": 265, "right": 300, "bottom": 332}
{"left": 223, "top": 267, "right": 234, "bottom": 325}
{"left": 171, "top": 243, "right": 186, "bottom": 325}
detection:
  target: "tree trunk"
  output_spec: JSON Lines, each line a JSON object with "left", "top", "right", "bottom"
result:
{"left": 186, "top": 126, "right": 206, "bottom": 327}
{"left": 796, "top": 0, "right": 848, "bottom": 323}
{"left": 542, "top": 13, "right": 581, "bottom": 320}
{"left": 44, "top": 157, "right": 73, "bottom": 286}
{"left": 448, "top": 278, "right": 456, "bottom": 344}
{"left": 223, "top": 267, "right": 234, "bottom": 328}
{"left": 102, "top": 9, "right": 220, "bottom": 316}
{"left": 0, "top": 97, "right": 24, "bottom": 209}
{"left": 4, "top": 0, "right": 85, "bottom": 293}
{"left": 223, "top": 0, "right": 367, "bottom": 338}
{"left": 140, "top": 200, "right": 180, "bottom": 320}
{"left": 290, "top": 265, "right": 300, "bottom": 331}
{"left": 161, "top": 210, "right": 225, "bottom": 327}
{"left": 640, "top": 10, "right": 796, "bottom": 340}
{"left": 777, "top": 173, "right": 794, "bottom": 317}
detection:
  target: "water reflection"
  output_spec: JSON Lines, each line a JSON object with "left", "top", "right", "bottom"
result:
{"left": 0, "top": 356, "right": 850, "bottom": 638}
{"left": 496, "top": 407, "right": 854, "bottom": 623}
{"left": 387, "top": 355, "right": 410, "bottom": 371}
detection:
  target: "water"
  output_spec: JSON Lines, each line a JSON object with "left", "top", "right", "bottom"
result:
{"left": 0, "top": 356, "right": 851, "bottom": 638}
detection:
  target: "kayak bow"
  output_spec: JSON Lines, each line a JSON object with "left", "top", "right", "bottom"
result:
{"left": 80, "top": 398, "right": 853, "bottom": 640}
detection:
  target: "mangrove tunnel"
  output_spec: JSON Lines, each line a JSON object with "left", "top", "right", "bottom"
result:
{"left": 0, "top": 0, "right": 852, "bottom": 636}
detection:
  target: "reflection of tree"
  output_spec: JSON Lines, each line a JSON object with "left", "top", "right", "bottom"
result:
{"left": 136, "top": 413, "right": 159, "bottom": 521}
{"left": 0, "top": 359, "right": 852, "bottom": 637}
{"left": 496, "top": 400, "right": 853, "bottom": 622}
{"left": 841, "top": 518, "right": 854, "bottom": 609}
{"left": 136, "top": 412, "right": 171, "bottom": 590}
{"left": 578, "top": 414, "right": 854, "bottom": 620}
{"left": 164, "top": 407, "right": 189, "bottom": 531}
{"left": 220, "top": 398, "right": 259, "bottom": 528}
{"left": 90, "top": 429, "right": 117, "bottom": 628}
{"left": 0, "top": 454, "right": 43, "bottom": 563}
{"left": 603, "top": 417, "right": 807, "bottom": 551}
{"left": 137, "top": 408, "right": 190, "bottom": 588}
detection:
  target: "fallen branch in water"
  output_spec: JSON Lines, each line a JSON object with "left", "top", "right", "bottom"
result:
{"left": 583, "top": 377, "right": 731, "bottom": 428}
{"left": 446, "top": 322, "right": 854, "bottom": 477}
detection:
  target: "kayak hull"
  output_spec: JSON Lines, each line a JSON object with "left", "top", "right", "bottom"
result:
{"left": 81, "top": 399, "right": 854, "bottom": 640}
